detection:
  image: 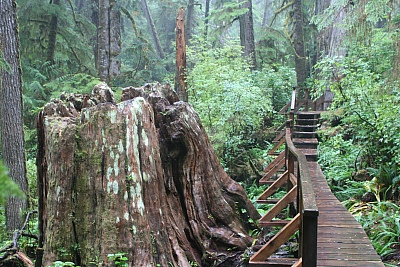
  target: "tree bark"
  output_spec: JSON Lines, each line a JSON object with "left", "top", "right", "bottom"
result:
{"left": 175, "top": 7, "right": 188, "bottom": 102}
{"left": 204, "top": 0, "right": 210, "bottom": 38}
{"left": 140, "top": 0, "right": 165, "bottom": 59}
{"left": 292, "top": 0, "right": 308, "bottom": 87}
{"left": 315, "top": 0, "right": 347, "bottom": 58}
{"left": 186, "top": 0, "right": 195, "bottom": 45}
{"left": 46, "top": 0, "right": 60, "bottom": 63}
{"left": 97, "top": 0, "right": 121, "bottom": 82}
{"left": 0, "top": 0, "right": 28, "bottom": 231}
{"left": 36, "top": 83, "right": 260, "bottom": 267}
{"left": 239, "top": 0, "right": 257, "bottom": 70}
{"left": 262, "top": 0, "right": 273, "bottom": 28}
{"left": 91, "top": 0, "right": 99, "bottom": 70}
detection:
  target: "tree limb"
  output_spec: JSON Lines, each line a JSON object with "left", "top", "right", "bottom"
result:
{"left": 269, "top": 0, "right": 295, "bottom": 27}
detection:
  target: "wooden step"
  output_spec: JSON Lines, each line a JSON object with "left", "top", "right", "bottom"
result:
{"left": 293, "top": 138, "right": 318, "bottom": 145}
{"left": 299, "top": 148, "right": 318, "bottom": 161}
{"left": 295, "top": 111, "right": 322, "bottom": 115}
{"left": 293, "top": 131, "right": 317, "bottom": 138}
{"left": 296, "top": 111, "right": 322, "bottom": 119}
{"left": 293, "top": 138, "right": 318, "bottom": 149}
{"left": 295, "top": 118, "right": 319, "bottom": 125}
{"left": 294, "top": 124, "right": 318, "bottom": 129}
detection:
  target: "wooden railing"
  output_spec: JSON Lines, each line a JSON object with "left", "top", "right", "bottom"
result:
{"left": 250, "top": 89, "right": 319, "bottom": 267}
{"left": 279, "top": 87, "right": 333, "bottom": 114}
{"left": 286, "top": 116, "right": 319, "bottom": 266}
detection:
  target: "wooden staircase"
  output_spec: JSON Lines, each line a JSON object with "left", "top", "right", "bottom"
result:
{"left": 293, "top": 111, "right": 320, "bottom": 162}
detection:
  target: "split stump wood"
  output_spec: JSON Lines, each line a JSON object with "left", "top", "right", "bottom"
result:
{"left": 36, "top": 83, "right": 260, "bottom": 267}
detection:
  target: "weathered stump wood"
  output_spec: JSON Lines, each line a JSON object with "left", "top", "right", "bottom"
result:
{"left": 36, "top": 83, "right": 260, "bottom": 267}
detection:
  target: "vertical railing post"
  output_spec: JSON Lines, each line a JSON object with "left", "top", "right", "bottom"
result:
{"left": 290, "top": 88, "right": 296, "bottom": 112}
{"left": 304, "top": 88, "right": 310, "bottom": 111}
{"left": 286, "top": 120, "right": 294, "bottom": 177}
{"left": 302, "top": 210, "right": 318, "bottom": 267}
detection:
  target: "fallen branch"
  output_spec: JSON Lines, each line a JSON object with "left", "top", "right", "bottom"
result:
{"left": 0, "top": 211, "right": 38, "bottom": 266}
{"left": 12, "top": 210, "right": 38, "bottom": 250}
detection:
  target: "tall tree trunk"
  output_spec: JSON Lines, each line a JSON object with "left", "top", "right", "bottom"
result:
{"left": 186, "top": 0, "right": 195, "bottom": 45}
{"left": 175, "top": 7, "right": 188, "bottom": 102}
{"left": 36, "top": 83, "right": 260, "bottom": 267}
{"left": 0, "top": 0, "right": 28, "bottom": 231}
{"left": 141, "top": 0, "right": 165, "bottom": 59}
{"left": 97, "top": 0, "right": 121, "bottom": 83}
{"left": 91, "top": 0, "right": 99, "bottom": 70}
{"left": 239, "top": 0, "right": 257, "bottom": 70}
{"left": 46, "top": 0, "right": 61, "bottom": 63}
{"left": 315, "top": 0, "right": 347, "bottom": 59}
{"left": 262, "top": 0, "right": 272, "bottom": 28}
{"left": 314, "top": 0, "right": 330, "bottom": 61}
{"left": 328, "top": 7, "right": 347, "bottom": 57}
{"left": 204, "top": 0, "right": 210, "bottom": 37}
{"left": 292, "top": 0, "right": 307, "bottom": 87}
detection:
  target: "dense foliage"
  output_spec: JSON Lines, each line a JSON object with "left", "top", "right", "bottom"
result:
{"left": 187, "top": 39, "right": 295, "bottom": 178}
{"left": 313, "top": 7, "right": 400, "bottom": 262}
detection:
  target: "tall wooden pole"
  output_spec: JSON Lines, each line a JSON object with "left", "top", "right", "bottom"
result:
{"left": 175, "top": 7, "right": 188, "bottom": 102}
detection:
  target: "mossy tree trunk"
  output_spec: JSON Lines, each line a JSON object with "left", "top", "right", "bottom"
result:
{"left": 36, "top": 83, "right": 260, "bottom": 267}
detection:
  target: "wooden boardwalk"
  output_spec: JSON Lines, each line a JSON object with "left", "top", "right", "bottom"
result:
{"left": 250, "top": 104, "right": 384, "bottom": 266}
{"left": 307, "top": 161, "right": 384, "bottom": 267}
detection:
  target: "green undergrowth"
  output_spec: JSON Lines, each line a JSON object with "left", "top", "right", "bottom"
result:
{"left": 317, "top": 115, "right": 400, "bottom": 264}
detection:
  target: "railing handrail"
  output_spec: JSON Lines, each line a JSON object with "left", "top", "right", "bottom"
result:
{"left": 287, "top": 89, "right": 318, "bottom": 266}
{"left": 280, "top": 87, "right": 332, "bottom": 114}
{"left": 285, "top": 126, "right": 319, "bottom": 213}
{"left": 288, "top": 88, "right": 318, "bottom": 213}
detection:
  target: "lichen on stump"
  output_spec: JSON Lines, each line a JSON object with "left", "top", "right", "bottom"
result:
{"left": 36, "top": 82, "right": 260, "bottom": 267}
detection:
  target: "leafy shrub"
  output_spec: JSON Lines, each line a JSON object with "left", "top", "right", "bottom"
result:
{"left": 186, "top": 39, "right": 295, "bottom": 180}
{"left": 313, "top": 29, "right": 400, "bottom": 199}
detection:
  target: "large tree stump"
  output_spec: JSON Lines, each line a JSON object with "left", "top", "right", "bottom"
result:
{"left": 36, "top": 83, "right": 260, "bottom": 267}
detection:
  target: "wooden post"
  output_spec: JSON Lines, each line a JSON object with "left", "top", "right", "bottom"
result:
{"left": 175, "top": 7, "right": 188, "bottom": 102}
{"left": 302, "top": 210, "right": 318, "bottom": 267}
